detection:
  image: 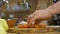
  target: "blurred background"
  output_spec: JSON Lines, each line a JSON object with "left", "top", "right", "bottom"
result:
{"left": 0, "top": 0, "right": 60, "bottom": 27}
{"left": 0, "top": 0, "right": 60, "bottom": 34}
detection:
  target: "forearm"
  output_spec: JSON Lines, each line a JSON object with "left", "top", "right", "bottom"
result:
{"left": 47, "top": 1, "right": 60, "bottom": 15}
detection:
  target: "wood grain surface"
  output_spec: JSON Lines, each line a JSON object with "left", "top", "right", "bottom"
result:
{"left": 8, "top": 32, "right": 60, "bottom": 34}
{"left": 7, "top": 27, "right": 60, "bottom": 34}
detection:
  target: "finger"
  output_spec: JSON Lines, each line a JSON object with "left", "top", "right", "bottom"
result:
{"left": 28, "top": 13, "right": 36, "bottom": 24}
{"left": 28, "top": 15, "right": 37, "bottom": 25}
{"left": 35, "top": 19, "right": 41, "bottom": 25}
{"left": 28, "top": 14, "right": 35, "bottom": 24}
{"left": 28, "top": 11, "right": 37, "bottom": 19}
{"left": 27, "top": 10, "right": 39, "bottom": 24}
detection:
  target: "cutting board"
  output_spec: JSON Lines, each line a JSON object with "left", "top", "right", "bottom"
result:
{"left": 8, "top": 32, "right": 60, "bottom": 34}
{"left": 7, "top": 27, "right": 60, "bottom": 34}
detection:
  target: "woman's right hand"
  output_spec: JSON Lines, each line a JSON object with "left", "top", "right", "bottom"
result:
{"left": 28, "top": 9, "right": 53, "bottom": 25}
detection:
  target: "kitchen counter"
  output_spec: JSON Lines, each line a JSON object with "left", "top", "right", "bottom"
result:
{"left": 7, "top": 27, "right": 60, "bottom": 34}
{"left": 8, "top": 32, "right": 60, "bottom": 34}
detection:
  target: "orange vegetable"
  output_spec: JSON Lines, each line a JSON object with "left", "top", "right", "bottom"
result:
{"left": 17, "top": 24, "right": 23, "bottom": 28}
{"left": 23, "top": 24, "right": 28, "bottom": 28}
{"left": 29, "top": 24, "right": 34, "bottom": 28}
{"left": 34, "top": 24, "right": 40, "bottom": 28}
{"left": 39, "top": 24, "right": 46, "bottom": 28}
{"left": 17, "top": 24, "right": 28, "bottom": 28}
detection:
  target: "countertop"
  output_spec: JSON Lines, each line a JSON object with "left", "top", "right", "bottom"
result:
{"left": 7, "top": 27, "right": 60, "bottom": 34}
{"left": 8, "top": 32, "right": 60, "bottom": 34}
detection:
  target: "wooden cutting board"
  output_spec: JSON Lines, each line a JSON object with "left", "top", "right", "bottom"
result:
{"left": 8, "top": 32, "right": 60, "bottom": 34}
{"left": 7, "top": 27, "right": 60, "bottom": 34}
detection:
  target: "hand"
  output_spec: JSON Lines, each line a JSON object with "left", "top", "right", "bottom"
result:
{"left": 28, "top": 9, "right": 53, "bottom": 25}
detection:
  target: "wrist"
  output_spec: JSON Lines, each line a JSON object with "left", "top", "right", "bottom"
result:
{"left": 47, "top": 7, "right": 59, "bottom": 16}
